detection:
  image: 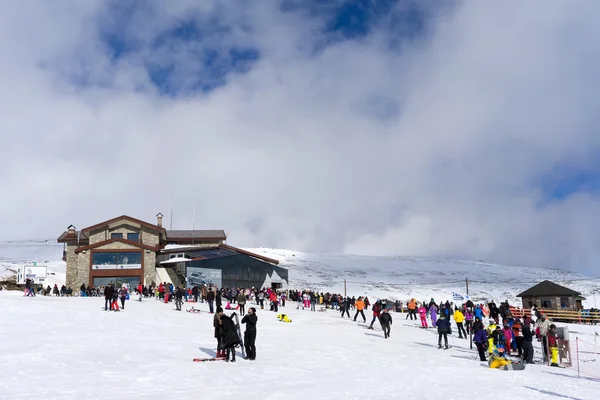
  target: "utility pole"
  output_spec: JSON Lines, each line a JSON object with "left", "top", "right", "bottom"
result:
{"left": 170, "top": 208, "right": 173, "bottom": 230}
{"left": 466, "top": 278, "right": 469, "bottom": 296}
{"left": 344, "top": 279, "right": 347, "bottom": 297}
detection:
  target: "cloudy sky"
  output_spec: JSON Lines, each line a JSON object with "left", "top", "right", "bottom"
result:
{"left": 1, "top": 0, "right": 600, "bottom": 274}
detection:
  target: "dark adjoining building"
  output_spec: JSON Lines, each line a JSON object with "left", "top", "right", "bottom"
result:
{"left": 517, "top": 280, "right": 585, "bottom": 311}
{"left": 57, "top": 214, "right": 288, "bottom": 290}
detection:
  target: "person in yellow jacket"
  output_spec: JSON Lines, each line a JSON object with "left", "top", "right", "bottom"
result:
{"left": 487, "top": 319, "right": 497, "bottom": 354}
{"left": 454, "top": 309, "right": 467, "bottom": 339}
{"left": 354, "top": 297, "right": 366, "bottom": 323}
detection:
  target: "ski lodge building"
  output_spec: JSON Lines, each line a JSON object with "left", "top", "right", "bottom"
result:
{"left": 57, "top": 214, "right": 288, "bottom": 290}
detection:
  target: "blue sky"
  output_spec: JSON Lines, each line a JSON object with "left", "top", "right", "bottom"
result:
{"left": 2, "top": 0, "right": 600, "bottom": 274}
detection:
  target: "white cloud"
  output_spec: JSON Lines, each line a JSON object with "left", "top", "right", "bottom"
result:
{"left": 1, "top": 1, "right": 600, "bottom": 273}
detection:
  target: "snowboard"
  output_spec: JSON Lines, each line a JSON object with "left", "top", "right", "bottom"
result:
{"left": 232, "top": 312, "right": 246, "bottom": 359}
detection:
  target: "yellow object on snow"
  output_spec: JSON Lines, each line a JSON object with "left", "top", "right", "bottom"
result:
{"left": 551, "top": 347, "right": 559, "bottom": 364}
{"left": 489, "top": 355, "right": 511, "bottom": 369}
{"left": 277, "top": 313, "right": 292, "bottom": 323}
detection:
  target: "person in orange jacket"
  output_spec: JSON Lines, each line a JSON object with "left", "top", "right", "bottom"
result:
{"left": 354, "top": 297, "right": 366, "bottom": 323}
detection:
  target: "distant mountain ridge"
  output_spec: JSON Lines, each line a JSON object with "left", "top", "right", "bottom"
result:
{"left": 1, "top": 241, "right": 598, "bottom": 307}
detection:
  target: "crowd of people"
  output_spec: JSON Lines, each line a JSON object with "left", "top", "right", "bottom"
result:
{"left": 20, "top": 276, "right": 572, "bottom": 369}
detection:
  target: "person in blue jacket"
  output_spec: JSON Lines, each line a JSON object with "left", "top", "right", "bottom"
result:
{"left": 436, "top": 314, "right": 451, "bottom": 349}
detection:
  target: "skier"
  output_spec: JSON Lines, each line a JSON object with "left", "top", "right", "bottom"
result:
{"left": 436, "top": 314, "right": 451, "bottom": 349}
{"left": 380, "top": 308, "right": 393, "bottom": 338}
{"left": 242, "top": 307, "right": 258, "bottom": 360}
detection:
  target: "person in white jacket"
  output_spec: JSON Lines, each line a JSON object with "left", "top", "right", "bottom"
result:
{"left": 538, "top": 314, "right": 552, "bottom": 362}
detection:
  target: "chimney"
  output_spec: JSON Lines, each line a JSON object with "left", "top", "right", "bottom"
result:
{"left": 156, "top": 213, "right": 163, "bottom": 227}
{"left": 67, "top": 225, "right": 76, "bottom": 237}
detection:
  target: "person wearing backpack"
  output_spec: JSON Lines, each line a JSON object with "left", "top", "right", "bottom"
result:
{"left": 436, "top": 314, "right": 451, "bottom": 349}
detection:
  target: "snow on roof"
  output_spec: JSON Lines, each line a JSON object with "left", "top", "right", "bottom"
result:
{"left": 159, "top": 257, "right": 191, "bottom": 264}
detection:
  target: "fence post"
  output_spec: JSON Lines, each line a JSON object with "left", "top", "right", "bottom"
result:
{"left": 576, "top": 337, "right": 580, "bottom": 379}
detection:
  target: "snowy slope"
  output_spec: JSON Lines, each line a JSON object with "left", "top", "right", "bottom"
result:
{"left": 246, "top": 248, "right": 600, "bottom": 307}
{"left": 1, "top": 291, "right": 599, "bottom": 400}
{"left": 1, "top": 240, "right": 599, "bottom": 307}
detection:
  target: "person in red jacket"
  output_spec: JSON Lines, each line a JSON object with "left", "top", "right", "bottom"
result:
{"left": 137, "top": 283, "right": 143, "bottom": 302}
{"left": 368, "top": 300, "right": 382, "bottom": 329}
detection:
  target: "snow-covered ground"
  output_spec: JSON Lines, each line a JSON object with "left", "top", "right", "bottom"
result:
{"left": 1, "top": 291, "right": 599, "bottom": 400}
{"left": 2, "top": 240, "right": 600, "bottom": 307}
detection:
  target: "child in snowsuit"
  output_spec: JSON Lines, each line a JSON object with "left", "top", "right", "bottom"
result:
{"left": 502, "top": 324, "right": 513, "bottom": 354}
{"left": 489, "top": 348, "right": 525, "bottom": 370}
{"left": 436, "top": 314, "right": 451, "bottom": 349}
{"left": 486, "top": 320, "right": 497, "bottom": 354}
{"left": 418, "top": 305, "right": 428, "bottom": 328}
{"left": 491, "top": 326, "right": 506, "bottom": 354}
{"left": 380, "top": 308, "right": 393, "bottom": 338}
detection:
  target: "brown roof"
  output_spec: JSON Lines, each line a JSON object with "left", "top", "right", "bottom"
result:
{"left": 57, "top": 231, "right": 89, "bottom": 243}
{"left": 81, "top": 215, "right": 166, "bottom": 234}
{"left": 166, "top": 230, "right": 227, "bottom": 241}
{"left": 517, "top": 280, "right": 581, "bottom": 297}
{"left": 220, "top": 244, "right": 280, "bottom": 265}
{"left": 74, "top": 238, "right": 159, "bottom": 254}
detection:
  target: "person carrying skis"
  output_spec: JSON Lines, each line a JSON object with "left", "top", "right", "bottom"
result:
{"left": 380, "top": 308, "right": 393, "bottom": 338}
{"left": 368, "top": 300, "right": 382, "bottom": 329}
{"left": 436, "top": 314, "right": 451, "bottom": 349}
{"left": 242, "top": 307, "right": 257, "bottom": 360}
{"left": 220, "top": 313, "right": 241, "bottom": 362}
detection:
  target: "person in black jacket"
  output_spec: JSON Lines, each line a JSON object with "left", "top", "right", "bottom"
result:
{"left": 380, "top": 308, "right": 393, "bottom": 338}
{"left": 207, "top": 289, "right": 215, "bottom": 313}
{"left": 521, "top": 317, "right": 535, "bottom": 364}
{"left": 174, "top": 287, "right": 183, "bottom": 311}
{"left": 242, "top": 307, "right": 258, "bottom": 360}
{"left": 436, "top": 314, "right": 451, "bottom": 349}
{"left": 221, "top": 313, "right": 241, "bottom": 362}
{"left": 104, "top": 284, "right": 114, "bottom": 311}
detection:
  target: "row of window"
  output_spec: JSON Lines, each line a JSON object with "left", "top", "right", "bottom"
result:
{"left": 110, "top": 232, "right": 139, "bottom": 242}
{"left": 92, "top": 251, "right": 142, "bottom": 266}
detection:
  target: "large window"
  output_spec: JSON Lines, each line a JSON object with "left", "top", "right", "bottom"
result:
{"left": 92, "top": 251, "right": 142, "bottom": 270}
{"left": 93, "top": 276, "right": 141, "bottom": 288}
{"left": 111, "top": 233, "right": 123, "bottom": 239}
{"left": 127, "top": 233, "right": 139, "bottom": 242}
